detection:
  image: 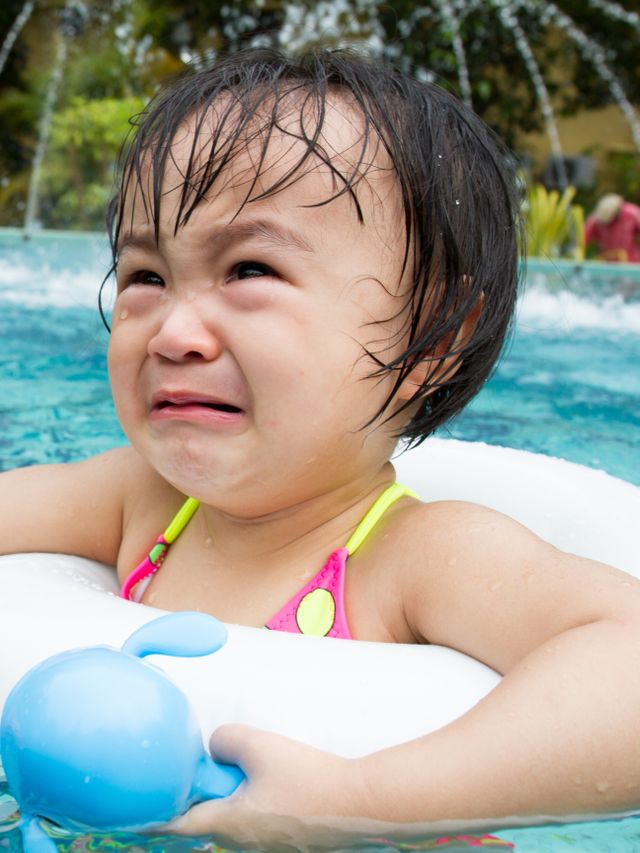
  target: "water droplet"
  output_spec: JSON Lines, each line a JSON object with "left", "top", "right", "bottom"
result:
{"left": 83, "top": 775, "right": 91, "bottom": 784}
{"left": 595, "top": 779, "right": 612, "bottom": 793}
{"left": 454, "top": 199, "right": 460, "bottom": 205}
{"left": 488, "top": 580, "right": 503, "bottom": 592}
{"left": 119, "top": 309, "right": 129, "bottom": 320}
{"left": 204, "top": 537, "right": 213, "bottom": 549}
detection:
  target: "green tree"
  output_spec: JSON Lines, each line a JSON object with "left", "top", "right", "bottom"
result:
{"left": 41, "top": 95, "right": 145, "bottom": 229}
{"left": 2, "top": 0, "right": 640, "bottom": 229}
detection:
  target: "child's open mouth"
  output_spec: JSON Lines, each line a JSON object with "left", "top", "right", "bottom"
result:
{"left": 155, "top": 400, "right": 242, "bottom": 414}
{"left": 150, "top": 393, "right": 245, "bottom": 424}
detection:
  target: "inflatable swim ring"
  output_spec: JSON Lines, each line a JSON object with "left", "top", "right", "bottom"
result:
{"left": 1, "top": 439, "right": 639, "bottom": 839}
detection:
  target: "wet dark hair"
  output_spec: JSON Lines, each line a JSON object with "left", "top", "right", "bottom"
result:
{"left": 105, "top": 47, "right": 522, "bottom": 446}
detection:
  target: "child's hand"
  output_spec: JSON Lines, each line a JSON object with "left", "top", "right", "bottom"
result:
{"left": 168, "top": 724, "right": 369, "bottom": 851}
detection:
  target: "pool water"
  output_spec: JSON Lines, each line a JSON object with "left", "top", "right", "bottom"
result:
{"left": 1, "top": 231, "right": 640, "bottom": 852}
{"left": 0, "top": 230, "right": 638, "bottom": 484}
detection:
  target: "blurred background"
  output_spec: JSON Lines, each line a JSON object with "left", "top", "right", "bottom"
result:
{"left": 2, "top": 10, "right": 640, "bottom": 849}
{"left": 1, "top": 0, "right": 640, "bottom": 251}
{"left": 0, "top": 1, "right": 638, "bottom": 488}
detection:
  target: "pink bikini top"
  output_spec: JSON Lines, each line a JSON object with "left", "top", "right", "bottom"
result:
{"left": 120, "top": 483, "right": 417, "bottom": 639}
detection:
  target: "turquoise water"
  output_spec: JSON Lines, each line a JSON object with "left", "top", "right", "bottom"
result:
{"left": 1, "top": 230, "right": 640, "bottom": 851}
{"left": 2, "top": 299, "right": 639, "bottom": 485}
{"left": 0, "top": 229, "right": 638, "bottom": 483}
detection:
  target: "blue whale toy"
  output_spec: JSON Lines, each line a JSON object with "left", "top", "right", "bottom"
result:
{"left": 0, "top": 612, "right": 245, "bottom": 852}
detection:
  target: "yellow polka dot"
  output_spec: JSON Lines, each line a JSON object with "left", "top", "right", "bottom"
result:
{"left": 295, "top": 588, "right": 336, "bottom": 636}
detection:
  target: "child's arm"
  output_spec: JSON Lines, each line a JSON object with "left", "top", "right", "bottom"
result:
{"left": 352, "top": 500, "right": 640, "bottom": 820}
{"left": 0, "top": 448, "right": 135, "bottom": 565}
{"left": 168, "top": 502, "right": 640, "bottom": 846}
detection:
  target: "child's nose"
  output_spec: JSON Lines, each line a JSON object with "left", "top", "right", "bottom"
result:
{"left": 147, "top": 301, "right": 223, "bottom": 363}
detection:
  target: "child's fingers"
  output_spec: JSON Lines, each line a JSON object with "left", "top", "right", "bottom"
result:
{"left": 209, "top": 722, "right": 260, "bottom": 766}
{"left": 170, "top": 799, "right": 308, "bottom": 853}
{"left": 167, "top": 785, "right": 300, "bottom": 851}
{"left": 209, "top": 723, "right": 291, "bottom": 774}
{"left": 167, "top": 796, "right": 240, "bottom": 836}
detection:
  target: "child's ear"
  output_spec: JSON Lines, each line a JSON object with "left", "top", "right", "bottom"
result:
{"left": 395, "top": 291, "right": 484, "bottom": 402}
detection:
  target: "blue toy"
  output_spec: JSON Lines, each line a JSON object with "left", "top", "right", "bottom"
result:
{"left": 0, "top": 612, "right": 245, "bottom": 852}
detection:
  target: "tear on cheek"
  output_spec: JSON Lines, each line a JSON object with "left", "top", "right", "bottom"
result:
{"left": 116, "top": 288, "right": 163, "bottom": 316}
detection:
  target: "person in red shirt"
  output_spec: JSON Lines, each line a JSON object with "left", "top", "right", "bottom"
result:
{"left": 585, "top": 193, "right": 640, "bottom": 262}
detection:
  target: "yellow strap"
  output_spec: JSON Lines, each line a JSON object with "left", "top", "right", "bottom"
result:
{"left": 163, "top": 484, "right": 418, "bottom": 552}
{"left": 164, "top": 497, "right": 200, "bottom": 544}
{"left": 345, "top": 483, "right": 419, "bottom": 555}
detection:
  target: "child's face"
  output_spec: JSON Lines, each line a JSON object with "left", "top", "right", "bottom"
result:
{"left": 108, "top": 98, "right": 414, "bottom": 515}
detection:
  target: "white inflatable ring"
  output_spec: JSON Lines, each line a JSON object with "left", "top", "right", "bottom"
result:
{"left": 1, "top": 439, "right": 638, "bottom": 757}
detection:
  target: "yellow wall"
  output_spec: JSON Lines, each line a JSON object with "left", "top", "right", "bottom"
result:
{"left": 519, "top": 104, "right": 638, "bottom": 189}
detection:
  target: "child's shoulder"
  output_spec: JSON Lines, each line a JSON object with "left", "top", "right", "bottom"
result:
{"left": 382, "top": 495, "right": 639, "bottom": 670}
{"left": 78, "top": 445, "right": 180, "bottom": 542}
{"left": 384, "top": 496, "right": 547, "bottom": 591}
{"left": 389, "top": 496, "right": 541, "bottom": 563}
{"left": 0, "top": 445, "right": 172, "bottom": 566}
{"left": 69, "top": 446, "right": 184, "bottom": 570}
{"left": 367, "top": 496, "right": 559, "bottom": 648}
{"left": 353, "top": 497, "right": 535, "bottom": 636}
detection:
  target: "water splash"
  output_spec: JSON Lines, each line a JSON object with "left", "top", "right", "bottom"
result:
{"left": 0, "top": 0, "right": 35, "bottom": 77}
{"left": 434, "top": 0, "right": 472, "bottom": 108}
{"left": 391, "top": 0, "right": 640, "bottom": 176}
{"left": 23, "top": 36, "right": 68, "bottom": 236}
{"left": 585, "top": 0, "right": 640, "bottom": 29}
{"left": 22, "top": 2, "right": 89, "bottom": 236}
{"left": 278, "top": 0, "right": 385, "bottom": 54}
{"left": 521, "top": 0, "right": 640, "bottom": 153}
{"left": 491, "top": 0, "right": 568, "bottom": 186}
{"left": 4, "top": 0, "right": 640, "bottom": 215}
{"left": 520, "top": 284, "right": 640, "bottom": 333}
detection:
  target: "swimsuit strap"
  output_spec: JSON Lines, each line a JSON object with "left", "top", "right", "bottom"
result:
{"left": 164, "top": 497, "right": 200, "bottom": 543}
{"left": 344, "top": 482, "right": 419, "bottom": 555}
{"left": 122, "top": 484, "right": 419, "bottom": 615}
{"left": 120, "top": 497, "right": 200, "bottom": 602}
{"left": 163, "top": 484, "right": 414, "bottom": 552}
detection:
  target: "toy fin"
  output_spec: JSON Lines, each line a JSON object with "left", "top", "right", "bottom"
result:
{"left": 122, "top": 612, "right": 228, "bottom": 659}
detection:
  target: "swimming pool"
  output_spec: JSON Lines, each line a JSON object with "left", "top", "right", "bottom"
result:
{"left": 0, "top": 229, "right": 638, "bottom": 484}
{"left": 1, "top": 229, "right": 640, "bottom": 852}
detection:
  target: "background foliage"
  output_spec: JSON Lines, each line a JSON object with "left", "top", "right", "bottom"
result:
{"left": 1, "top": 0, "right": 640, "bottom": 231}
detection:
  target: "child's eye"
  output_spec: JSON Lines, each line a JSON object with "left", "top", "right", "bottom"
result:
{"left": 229, "top": 261, "right": 276, "bottom": 281}
{"left": 122, "top": 270, "right": 165, "bottom": 288}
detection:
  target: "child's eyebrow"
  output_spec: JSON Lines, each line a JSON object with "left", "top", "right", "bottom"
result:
{"left": 116, "top": 233, "right": 158, "bottom": 257}
{"left": 215, "top": 219, "right": 315, "bottom": 255}
{"left": 116, "top": 218, "right": 315, "bottom": 257}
